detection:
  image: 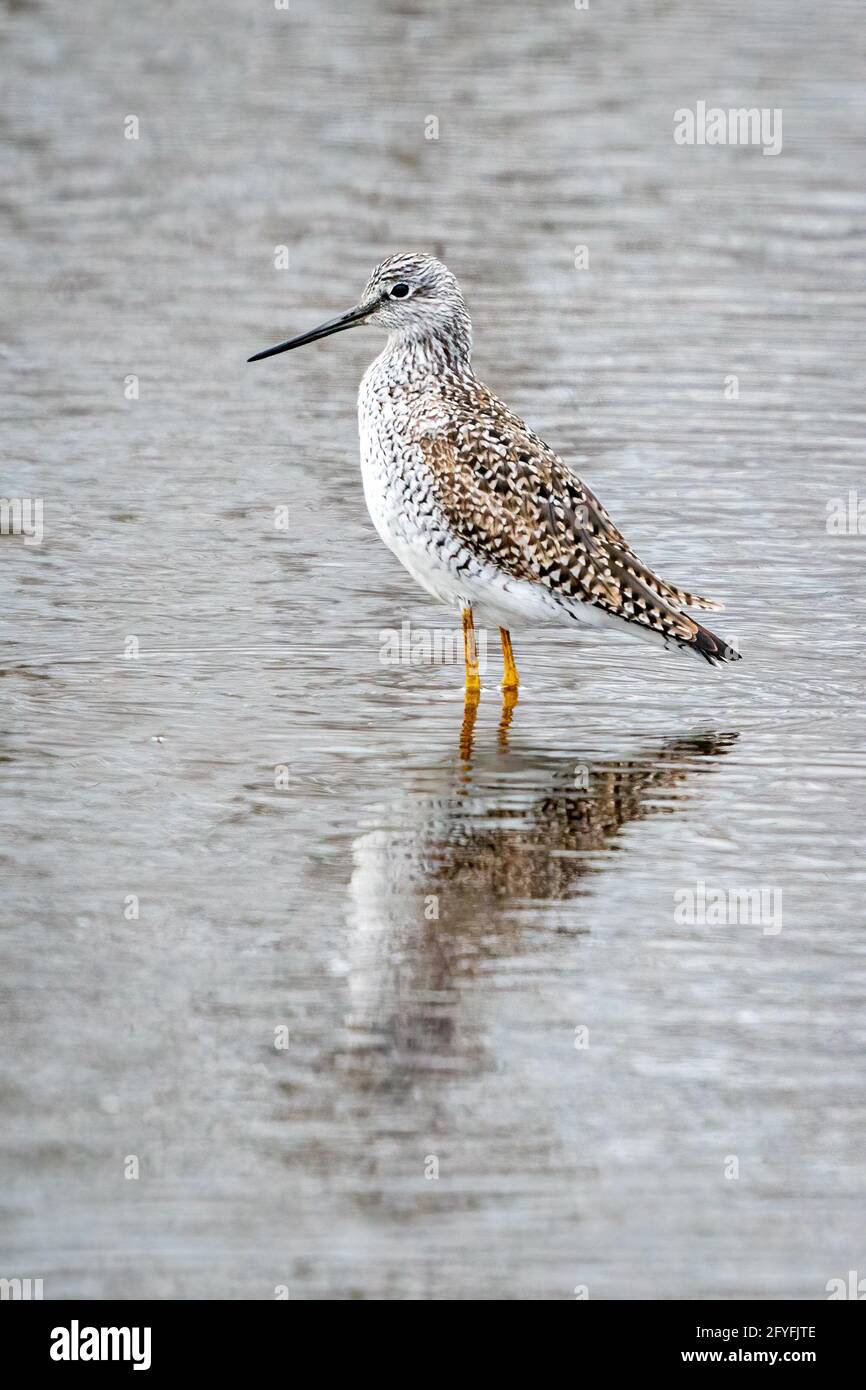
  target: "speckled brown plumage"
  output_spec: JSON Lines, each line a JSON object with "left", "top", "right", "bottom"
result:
{"left": 409, "top": 372, "right": 736, "bottom": 663}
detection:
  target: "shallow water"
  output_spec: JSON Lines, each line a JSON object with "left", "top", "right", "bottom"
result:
{"left": 2, "top": 0, "right": 865, "bottom": 1299}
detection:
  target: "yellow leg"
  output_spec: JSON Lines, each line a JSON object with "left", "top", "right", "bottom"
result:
{"left": 459, "top": 608, "right": 480, "bottom": 759}
{"left": 462, "top": 607, "right": 482, "bottom": 697}
{"left": 500, "top": 628, "right": 519, "bottom": 691}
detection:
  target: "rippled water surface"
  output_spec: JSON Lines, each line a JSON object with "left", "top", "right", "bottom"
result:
{"left": 2, "top": 0, "right": 865, "bottom": 1298}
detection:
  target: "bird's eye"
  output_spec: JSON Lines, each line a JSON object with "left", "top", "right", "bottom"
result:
{"left": 389, "top": 282, "right": 411, "bottom": 298}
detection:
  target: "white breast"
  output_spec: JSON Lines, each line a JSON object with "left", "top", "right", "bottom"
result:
{"left": 357, "top": 362, "right": 469, "bottom": 606}
{"left": 355, "top": 356, "right": 601, "bottom": 632}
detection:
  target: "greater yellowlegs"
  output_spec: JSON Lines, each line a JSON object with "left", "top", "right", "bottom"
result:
{"left": 248, "top": 253, "right": 740, "bottom": 708}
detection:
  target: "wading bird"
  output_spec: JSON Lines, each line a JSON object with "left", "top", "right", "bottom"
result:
{"left": 249, "top": 253, "right": 739, "bottom": 724}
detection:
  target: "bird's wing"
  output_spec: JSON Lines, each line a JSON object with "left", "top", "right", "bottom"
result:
{"left": 413, "top": 386, "right": 728, "bottom": 656}
{"left": 572, "top": 487, "right": 725, "bottom": 613}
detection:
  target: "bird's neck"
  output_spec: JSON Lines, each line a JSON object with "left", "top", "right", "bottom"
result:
{"left": 377, "top": 322, "right": 473, "bottom": 384}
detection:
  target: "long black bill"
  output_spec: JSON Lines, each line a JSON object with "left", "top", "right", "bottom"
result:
{"left": 247, "top": 301, "right": 376, "bottom": 362}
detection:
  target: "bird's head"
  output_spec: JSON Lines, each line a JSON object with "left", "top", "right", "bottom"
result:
{"left": 247, "top": 252, "right": 471, "bottom": 363}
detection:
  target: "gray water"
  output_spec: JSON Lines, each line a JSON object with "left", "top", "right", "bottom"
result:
{"left": 2, "top": 0, "right": 865, "bottom": 1300}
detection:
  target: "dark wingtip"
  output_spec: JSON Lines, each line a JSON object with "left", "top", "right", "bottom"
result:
{"left": 692, "top": 622, "right": 742, "bottom": 666}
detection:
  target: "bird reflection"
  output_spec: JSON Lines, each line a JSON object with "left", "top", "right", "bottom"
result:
{"left": 459, "top": 685, "right": 518, "bottom": 758}
{"left": 338, "top": 730, "right": 736, "bottom": 1091}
